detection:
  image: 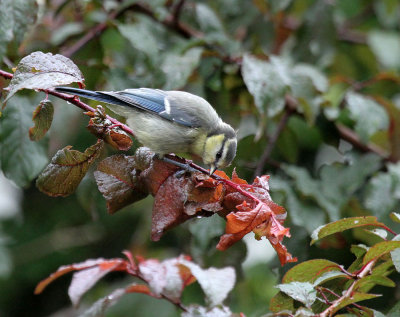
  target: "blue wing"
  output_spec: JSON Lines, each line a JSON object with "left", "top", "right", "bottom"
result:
{"left": 55, "top": 87, "right": 195, "bottom": 127}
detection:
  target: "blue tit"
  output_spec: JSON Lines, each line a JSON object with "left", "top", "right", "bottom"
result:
{"left": 55, "top": 87, "right": 237, "bottom": 174}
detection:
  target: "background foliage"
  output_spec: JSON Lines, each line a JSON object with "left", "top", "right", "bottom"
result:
{"left": 1, "top": 0, "right": 400, "bottom": 316}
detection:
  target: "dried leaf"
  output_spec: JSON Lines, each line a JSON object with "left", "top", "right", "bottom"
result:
{"left": 37, "top": 140, "right": 103, "bottom": 197}
{"left": 29, "top": 99, "right": 54, "bottom": 141}
{"left": 86, "top": 107, "right": 132, "bottom": 151}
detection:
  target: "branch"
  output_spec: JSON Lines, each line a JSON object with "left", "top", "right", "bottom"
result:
{"left": 60, "top": 11, "right": 118, "bottom": 58}
{"left": 253, "top": 95, "right": 297, "bottom": 177}
{"left": 336, "top": 123, "right": 392, "bottom": 161}
{"left": 319, "top": 259, "right": 377, "bottom": 317}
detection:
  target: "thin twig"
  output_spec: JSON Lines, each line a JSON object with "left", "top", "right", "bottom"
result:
{"left": 253, "top": 95, "right": 297, "bottom": 177}
{"left": 61, "top": 15, "right": 116, "bottom": 58}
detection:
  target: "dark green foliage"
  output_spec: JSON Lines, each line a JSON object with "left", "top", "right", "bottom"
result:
{"left": 1, "top": 0, "right": 400, "bottom": 316}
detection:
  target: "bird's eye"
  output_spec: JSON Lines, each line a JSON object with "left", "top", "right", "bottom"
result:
{"left": 216, "top": 150, "right": 222, "bottom": 160}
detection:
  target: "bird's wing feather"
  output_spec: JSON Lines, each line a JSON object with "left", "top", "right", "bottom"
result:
{"left": 100, "top": 89, "right": 202, "bottom": 127}
{"left": 56, "top": 87, "right": 198, "bottom": 127}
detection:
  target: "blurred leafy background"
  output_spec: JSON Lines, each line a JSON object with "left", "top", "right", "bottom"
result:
{"left": 1, "top": 0, "right": 400, "bottom": 316}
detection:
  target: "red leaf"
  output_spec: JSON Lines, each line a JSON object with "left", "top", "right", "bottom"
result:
{"left": 125, "top": 284, "right": 154, "bottom": 295}
{"left": 216, "top": 175, "right": 296, "bottom": 265}
{"left": 231, "top": 169, "right": 248, "bottom": 185}
{"left": 69, "top": 260, "right": 127, "bottom": 306}
{"left": 151, "top": 176, "right": 192, "bottom": 241}
{"left": 34, "top": 258, "right": 127, "bottom": 295}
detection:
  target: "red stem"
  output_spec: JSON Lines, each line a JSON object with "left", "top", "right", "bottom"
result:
{"left": 0, "top": 69, "right": 13, "bottom": 80}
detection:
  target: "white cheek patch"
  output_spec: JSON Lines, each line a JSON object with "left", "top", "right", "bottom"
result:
{"left": 164, "top": 97, "right": 171, "bottom": 114}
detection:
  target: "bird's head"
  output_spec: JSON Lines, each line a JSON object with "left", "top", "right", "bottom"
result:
{"left": 202, "top": 123, "right": 237, "bottom": 174}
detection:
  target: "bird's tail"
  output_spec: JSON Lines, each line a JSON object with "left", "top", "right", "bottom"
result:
{"left": 55, "top": 87, "right": 128, "bottom": 107}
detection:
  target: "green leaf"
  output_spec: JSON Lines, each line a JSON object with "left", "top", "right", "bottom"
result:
{"left": 94, "top": 155, "right": 148, "bottom": 214}
{"left": 161, "top": 47, "right": 203, "bottom": 90}
{"left": 118, "top": 18, "right": 161, "bottom": 61}
{"left": 312, "top": 271, "right": 348, "bottom": 286}
{"left": 29, "top": 99, "right": 54, "bottom": 141}
{"left": 390, "top": 212, "right": 400, "bottom": 224}
{"left": 36, "top": 140, "right": 103, "bottom": 197}
{"left": 0, "top": 0, "right": 38, "bottom": 61}
{"left": 332, "top": 292, "right": 381, "bottom": 315}
{"left": 364, "top": 172, "right": 398, "bottom": 219}
{"left": 276, "top": 282, "right": 317, "bottom": 308}
{"left": 241, "top": 54, "right": 290, "bottom": 117}
{"left": 387, "top": 300, "right": 400, "bottom": 317}
{"left": 4, "top": 52, "right": 84, "bottom": 103}
{"left": 390, "top": 234, "right": 400, "bottom": 272}
{"left": 363, "top": 241, "right": 400, "bottom": 264}
{"left": 0, "top": 96, "right": 48, "bottom": 187}
{"left": 283, "top": 259, "right": 341, "bottom": 283}
{"left": 290, "top": 64, "right": 328, "bottom": 124}
{"left": 367, "top": 30, "right": 400, "bottom": 69}
{"left": 196, "top": 3, "right": 224, "bottom": 34}
{"left": 269, "top": 291, "right": 294, "bottom": 313}
{"left": 311, "top": 216, "right": 386, "bottom": 245}
{"left": 354, "top": 275, "right": 395, "bottom": 291}
{"left": 346, "top": 91, "right": 389, "bottom": 143}
{"left": 270, "top": 177, "right": 325, "bottom": 234}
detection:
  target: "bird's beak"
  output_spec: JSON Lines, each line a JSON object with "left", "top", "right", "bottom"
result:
{"left": 209, "top": 164, "right": 217, "bottom": 175}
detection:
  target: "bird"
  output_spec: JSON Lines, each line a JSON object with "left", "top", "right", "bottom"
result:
{"left": 55, "top": 87, "right": 237, "bottom": 174}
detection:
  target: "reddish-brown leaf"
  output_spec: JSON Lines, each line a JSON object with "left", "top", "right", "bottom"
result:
{"left": 140, "top": 158, "right": 180, "bottom": 196}
{"left": 216, "top": 175, "right": 296, "bottom": 265}
{"left": 94, "top": 155, "right": 147, "bottom": 214}
{"left": 231, "top": 169, "right": 248, "bottom": 185}
{"left": 69, "top": 260, "right": 127, "bottom": 306}
{"left": 151, "top": 176, "right": 192, "bottom": 241}
{"left": 125, "top": 284, "right": 154, "bottom": 295}
{"left": 107, "top": 129, "right": 133, "bottom": 151}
